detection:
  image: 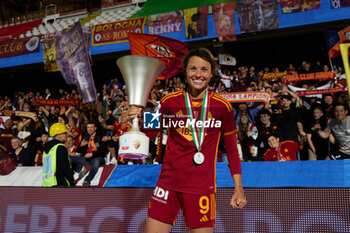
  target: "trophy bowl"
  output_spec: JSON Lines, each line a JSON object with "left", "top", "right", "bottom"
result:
{"left": 117, "top": 55, "right": 164, "bottom": 159}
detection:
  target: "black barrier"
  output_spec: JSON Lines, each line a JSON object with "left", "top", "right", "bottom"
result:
{"left": 0, "top": 187, "right": 349, "bottom": 232}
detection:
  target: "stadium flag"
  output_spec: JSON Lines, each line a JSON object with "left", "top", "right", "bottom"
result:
{"left": 43, "top": 38, "right": 59, "bottom": 72}
{"left": 212, "top": 2, "right": 236, "bottom": 42}
{"left": 340, "top": 43, "right": 350, "bottom": 97}
{"left": 279, "top": 0, "right": 320, "bottom": 13}
{"left": 147, "top": 11, "right": 183, "bottom": 35}
{"left": 219, "top": 54, "right": 236, "bottom": 66}
{"left": 183, "top": 6, "right": 208, "bottom": 39}
{"left": 237, "top": 0, "right": 279, "bottom": 33}
{"left": 55, "top": 22, "right": 97, "bottom": 103}
{"left": 43, "top": 27, "right": 92, "bottom": 72}
{"left": 128, "top": 32, "right": 188, "bottom": 80}
{"left": 331, "top": 0, "right": 350, "bottom": 8}
{"left": 324, "top": 27, "right": 350, "bottom": 59}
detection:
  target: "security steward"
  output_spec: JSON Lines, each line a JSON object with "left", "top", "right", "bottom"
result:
{"left": 43, "top": 123, "right": 75, "bottom": 187}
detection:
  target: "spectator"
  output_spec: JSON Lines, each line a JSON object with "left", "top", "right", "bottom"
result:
{"left": 10, "top": 136, "right": 33, "bottom": 166}
{"left": 66, "top": 116, "right": 82, "bottom": 147}
{"left": 250, "top": 109, "right": 280, "bottom": 158}
{"left": 40, "top": 106, "right": 60, "bottom": 126}
{"left": 0, "top": 118, "right": 17, "bottom": 153}
{"left": 237, "top": 112, "right": 258, "bottom": 161}
{"left": 263, "top": 134, "right": 302, "bottom": 161}
{"left": 305, "top": 106, "right": 330, "bottom": 160}
{"left": 71, "top": 121, "right": 108, "bottom": 187}
{"left": 321, "top": 94, "right": 335, "bottom": 120}
{"left": 65, "top": 135, "right": 80, "bottom": 157}
{"left": 234, "top": 102, "right": 261, "bottom": 125}
{"left": 34, "top": 131, "right": 49, "bottom": 166}
{"left": 316, "top": 103, "right": 350, "bottom": 159}
{"left": 233, "top": 74, "right": 250, "bottom": 92}
{"left": 273, "top": 94, "right": 305, "bottom": 143}
{"left": 99, "top": 110, "right": 131, "bottom": 164}
{"left": 218, "top": 68, "right": 233, "bottom": 89}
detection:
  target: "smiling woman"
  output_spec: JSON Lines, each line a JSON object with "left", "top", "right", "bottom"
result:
{"left": 131, "top": 47, "right": 248, "bottom": 233}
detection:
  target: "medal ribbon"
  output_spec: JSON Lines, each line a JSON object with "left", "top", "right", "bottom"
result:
{"left": 185, "top": 90, "right": 209, "bottom": 151}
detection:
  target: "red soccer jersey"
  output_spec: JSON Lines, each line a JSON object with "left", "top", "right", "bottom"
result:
{"left": 263, "top": 140, "right": 300, "bottom": 161}
{"left": 157, "top": 89, "right": 238, "bottom": 194}
{"left": 113, "top": 122, "right": 131, "bottom": 137}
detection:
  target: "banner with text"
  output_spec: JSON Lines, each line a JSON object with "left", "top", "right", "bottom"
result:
{"left": 280, "top": 0, "right": 320, "bottom": 13}
{"left": 0, "top": 110, "right": 37, "bottom": 121}
{"left": 56, "top": 22, "right": 96, "bottom": 103}
{"left": 0, "top": 36, "right": 40, "bottom": 58}
{"left": 183, "top": 6, "right": 208, "bottom": 39}
{"left": 283, "top": 71, "right": 335, "bottom": 83}
{"left": 260, "top": 72, "right": 288, "bottom": 82}
{"left": 33, "top": 99, "right": 81, "bottom": 106}
{"left": 237, "top": 0, "right": 279, "bottom": 33}
{"left": 296, "top": 87, "right": 346, "bottom": 96}
{"left": 213, "top": 2, "right": 236, "bottom": 42}
{"left": 128, "top": 32, "right": 188, "bottom": 80}
{"left": 219, "top": 91, "right": 271, "bottom": 104}
{"left": 147, "top": 11, "right": 183, "bottom": 35}
{"left": 92, "top": 17, "right": 146, "bottom": 46}
{"left": 331, "top": 0, "right": 350, "bottom": 8}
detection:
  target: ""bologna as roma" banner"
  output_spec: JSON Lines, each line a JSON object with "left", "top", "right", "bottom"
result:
{"left": 0, "top": 36, "right": 40, "bottom": 58}
{"left": 92, "top": 17, "right": 146, "bottom": 46}
{"left": 128, "top": 32, "right": 188, "bottom": 80}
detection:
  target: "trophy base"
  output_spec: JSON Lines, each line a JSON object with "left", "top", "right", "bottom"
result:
{"left": 118, "top": 131, "right": 149, "bottom": 159}
{"left": 118, "top": 153, "right": 148, "bottom": 160}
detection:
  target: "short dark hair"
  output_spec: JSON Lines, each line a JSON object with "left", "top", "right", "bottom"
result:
{"left": 266, "top": 133, "right": 279, "bottom": 141}
{"left": 86, "top": 121, "right": 97, "bottom": 127}
{"left": 334, "top": 102, "right": 348, "bottom": 111}
{"left": 182, "top": 47, "right": 218, "bottom": 75}
{"left": 258, "top": 108, "right": 271, "bottom": 116}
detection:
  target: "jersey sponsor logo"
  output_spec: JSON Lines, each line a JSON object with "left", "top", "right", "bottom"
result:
{"left": 153, "top": 186, "right": 169, "bottom": 201}
{"left": 176, "top": 126, "right": 193, "bottom": 141}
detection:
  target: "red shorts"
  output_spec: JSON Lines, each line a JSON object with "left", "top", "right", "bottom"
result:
{"left": 148, "top": 185, "right": 216, "bottom": 229}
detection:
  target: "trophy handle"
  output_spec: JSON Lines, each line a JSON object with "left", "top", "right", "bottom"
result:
{"left": 130, "top": 117, "right": 140, "bottom": 132}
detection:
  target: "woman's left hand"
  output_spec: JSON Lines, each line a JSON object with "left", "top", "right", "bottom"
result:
{"left": 230, "top": 189, "right": 247, "bottom": 209}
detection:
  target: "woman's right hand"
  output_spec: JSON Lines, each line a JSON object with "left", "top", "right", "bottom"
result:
{"left": 128, "top": 105, "right": 143, "bottom": 122}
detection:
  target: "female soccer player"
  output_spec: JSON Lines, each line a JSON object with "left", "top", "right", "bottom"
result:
{"left": 129, "top": 47, "right": 246, "bottom": 233}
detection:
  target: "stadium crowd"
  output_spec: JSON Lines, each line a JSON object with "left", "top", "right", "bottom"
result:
{"left": 0, "top": 59, "right": 349, "bottom": 185}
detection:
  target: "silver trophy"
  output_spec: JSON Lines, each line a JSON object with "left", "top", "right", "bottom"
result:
{"left": 117, "top": 55, "right": 164, "bottom": 159}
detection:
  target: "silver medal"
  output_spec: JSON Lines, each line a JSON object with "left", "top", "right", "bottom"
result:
{"left": 193, "top": 152, "right": 205, "bottom": 165}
